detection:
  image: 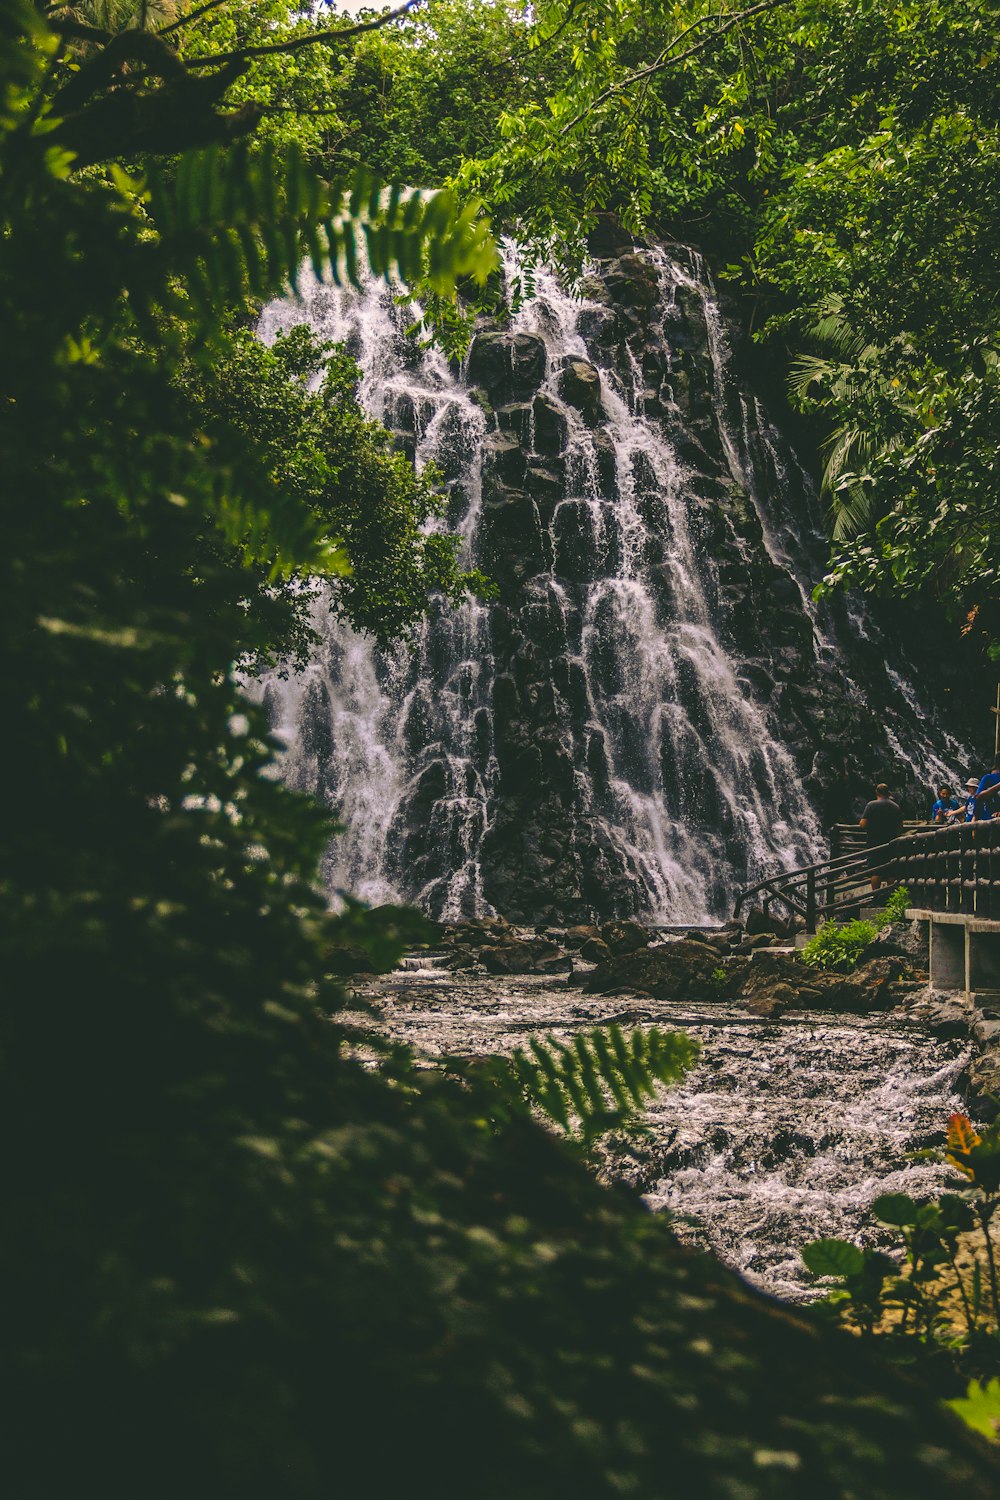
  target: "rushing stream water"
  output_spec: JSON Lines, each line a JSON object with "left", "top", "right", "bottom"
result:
{"left": 354, "top": 954, "right": 968, "bottom": 1302}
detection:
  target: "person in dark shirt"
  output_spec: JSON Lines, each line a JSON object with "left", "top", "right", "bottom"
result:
{"left": 972, "top": 760, "right": 1000, "bottom": 821}
{"left": 859, "top": 783, "right": 903, "bottom": 891}
{"left": 930, "top": 784, "right": 962, "bottom": 824}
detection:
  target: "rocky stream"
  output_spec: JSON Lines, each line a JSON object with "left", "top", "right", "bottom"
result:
{"left": 350, "top": 923, "right": 969, "bottom": 1304}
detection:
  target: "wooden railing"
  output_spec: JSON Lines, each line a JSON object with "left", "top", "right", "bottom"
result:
{"left": 892, "top": 820, "right": 1000, "bottom": 921}
{"left": 829, "top": 820, "right": 927, "bottom": 861}
{"left": 734, "top": 820, "right": 1000, "bottom": 932}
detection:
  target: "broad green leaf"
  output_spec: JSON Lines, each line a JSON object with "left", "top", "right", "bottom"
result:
{"left": 802, "top": 1239, "right": 866, "bottom": 1278}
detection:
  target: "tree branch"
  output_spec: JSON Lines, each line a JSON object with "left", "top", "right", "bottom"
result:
{"left": 49, "top": 17, "right": 113, "bottom": 45}
{"left": 52, "top": 27, "right": 188, "bottom": 115}
{"left": 184, "top": 0, "right": 424, "bottom": 71}
{"left": 558, "top": 0, "right": 793, "bottom": 137}
{"left": 158, "top": 0, "right": 231, "bottom": 38}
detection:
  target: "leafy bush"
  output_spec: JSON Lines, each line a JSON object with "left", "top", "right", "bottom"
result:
{"left": 949, "top": 1379, "right": 1000, "bottom": 1443}
{"left": 883, "top": 885, "right": 912, "bottom": 924}
{"left": 800, "top": 919, "right": 878, "bottom": 971}
{"left": 803, "top": 1114, "right": 1000, "bottom": 1347}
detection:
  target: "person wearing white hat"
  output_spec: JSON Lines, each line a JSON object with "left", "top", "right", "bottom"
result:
{"left": 963, "top": 776, "right": 981, "bottom": 822}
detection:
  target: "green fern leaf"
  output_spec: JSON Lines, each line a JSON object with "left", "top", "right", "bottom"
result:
{"left": 513, "top": 1025, "right": 699, "bottom": 1144}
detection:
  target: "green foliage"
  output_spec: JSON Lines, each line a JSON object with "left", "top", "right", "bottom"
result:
{"left": 948, "top": 1379, "right": 1000, "bottom": 1443}
{"left": 883, "top": 886, "right": 912, "bottom": 924}
{"left": 507, "top": 1024, "right": 700, "bottom": 1144}
{"left": 337, "top": 0, "right": 540, "bottom": 187}
{"left": 137, "top": 145, "right": 497, "bottom": 325}
{"left": 802, "top": 1238, "right": 866, "bottom": 1278}
{"left": 802, "top": 1114, "right": 1000, "bottom": 1351}
{"left": 181, "top": 323, "right": 491, "bottom": 650}
{"left": 427, "top": 0, "right": 1000, "bottom": 643}
{"left": 803, "top": 1237, "right": 898, "bottom": 1335}
{"left": 211, "top": 0, "right": 996, "bottom": 653}
{"left": 802, "top": 1192, "right": 981, "bottom": 1340}
{"left": 800, "top": 918, "right": 877, "bottom": 972}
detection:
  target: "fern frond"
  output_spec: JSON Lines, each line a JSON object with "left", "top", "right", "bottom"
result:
{"left": 513, "top": 1025, "right": 699, "bottom": 1144}
{"left": 139, "top": 146, "right": 497, "bottom": 323}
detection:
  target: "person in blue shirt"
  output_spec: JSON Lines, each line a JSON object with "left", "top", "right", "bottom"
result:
{"left": 972, "top": 759, "right": 1000, "bottom": 821}
{"left": 930, "top": 784, "right": 962, "bottom": 823}
{"left": 964, "top": 776, "right": 981, "bottom": 821}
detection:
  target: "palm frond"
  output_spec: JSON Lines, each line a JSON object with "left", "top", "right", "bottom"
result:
{"left": 829, "top": 479, "right": 874, "bottom": 541}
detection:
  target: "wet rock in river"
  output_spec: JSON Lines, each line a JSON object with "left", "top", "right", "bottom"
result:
{"left": 585, "top": 940, "right": 923, "bottom": 1014}
{"left": 919, "top": 998, "right": 970, "bottom": 1039}
{"left": 324, "top": 945, "right": 377, "bottom": 977}
{"left": 737, "top": 953, "right": 917, "bottom": 1014}
{"left": 580, "top": 936, "right": 612, "bottom": 963}
{"left": 745, "top": 908, "right": 795, "bottom": 939}
{"left": 864, "top": 940, "right": 912, "bottom": 965}
{"left": 480, "top": 937, "right": 573, "bottom": 975}
{"left": 967, "top": 1050, "right": 1000, "bottom": 1121}
{"left": 679, "top": 929, "right": 730, "bottom": 954}
{"left": 741, "top": 932, "right": 785, "bottom": 951}
{"left": 599, "top": 919, "right": 652, "bottom": 956}
{"left": 585, "top": 940, "right": 723, "bottom": 1002}
{"left": 564, "top": 923, "right": 602, "bottom": 950}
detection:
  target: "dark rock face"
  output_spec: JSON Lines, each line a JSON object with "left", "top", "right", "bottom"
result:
{"left": 558, "top": 356, "right": 603, "bottom": 425}
{"left": 458, "top": 250, "right": 966, "bottom": 923}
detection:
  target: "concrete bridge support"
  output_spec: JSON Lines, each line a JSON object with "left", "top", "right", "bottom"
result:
{"left": 910, "top": 910, "right": 1000, "bottom": 1005}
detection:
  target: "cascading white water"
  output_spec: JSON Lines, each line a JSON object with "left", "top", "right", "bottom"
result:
{"left": 356, "top": 958, "right": 968, "bottom": 1303}
{"left": 250, "top": 246, "right": 962, "bottom": 921}
{"left": 254, "top": 275, "right": 498, "bottom": 918}
{"left": 498, "top": 246, "right": 823, "bottom": 916}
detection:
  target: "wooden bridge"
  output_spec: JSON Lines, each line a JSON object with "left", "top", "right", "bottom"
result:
{"left": 734, "top": 820, "right": 1000, "bottom": 933}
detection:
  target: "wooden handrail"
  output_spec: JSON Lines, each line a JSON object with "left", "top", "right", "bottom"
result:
{"left": 734, "top": 821, "right": 1000, "bottom": 932}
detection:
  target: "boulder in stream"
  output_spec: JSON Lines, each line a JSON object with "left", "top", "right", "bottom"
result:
{"left": 564, "top": 923, "right": 603, "bottom": 950}
{"left": 737, "top": 952, "right": 919, "bottom": 1016}
{"left": 480, "top": 937, "right": 573, "bottom": 975}
{"left": 599, "top": 919, "right": 652, "bottom": 955}
{"left": 584, "top": 940, "right": 723, "bottom": 1001}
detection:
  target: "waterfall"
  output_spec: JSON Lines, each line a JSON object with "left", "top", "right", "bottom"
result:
{"left": 250, "top": 245, "right": 962, "bottom": 923}
{"left": 494, "top": 246, "right": 822, "bottom": 917}
{"left": 254, "top": 277, "right": 496, "bottom": 919}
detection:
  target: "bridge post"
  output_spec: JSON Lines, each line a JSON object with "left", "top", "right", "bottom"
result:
{"left": 805, "top": 868, "right": 817, "bottom": 934}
